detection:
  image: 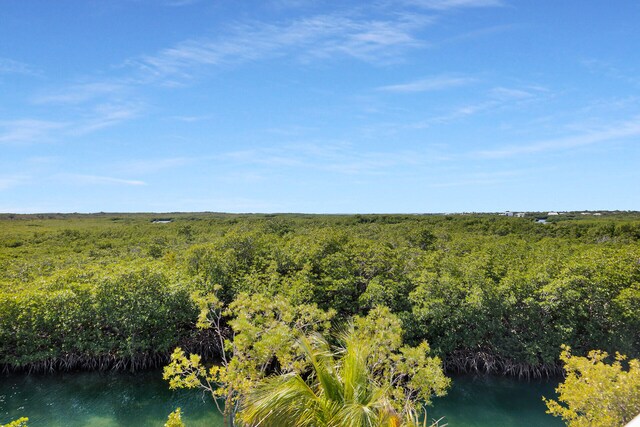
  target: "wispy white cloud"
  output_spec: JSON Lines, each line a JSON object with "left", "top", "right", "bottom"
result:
{"left": 10, "top": 1, "right": 502, "bottom": 144}
{"left": 489, "top": 86, "right": 535, "bottom": 100}
{"left": 475, "top": 117, "right": 640, "bottom": 158}
{"left": 572, "top": 96, "right": 640, "bottom": 117}
{"left": 0, "top": 103, "right": 141, "bottom": 144}
{"left": 405, "top": 84, "right": 547, "bottom": 129}
{"left": 0, "top": 119, "right": 68, "bottom": 144}
{"left": 400, "top": 100, "right": 497, "bottom": 130}
{"left": 57, "top": 174, "right": 147, "bottom": 186}
{"left": 17, "top": 3, "right": 477, "bottom": 137}
{"left": 73, "top": 103, "right": 143, "bottom": 134}
{"left": 130, "top": 12, "right": 430, "bottom": 82}
{"left": 0, "top": 57, "right": 38, "bottom": 76}
{"left": 219, "top": 141, "right": 434, "bottom": 176}
{"left": 223, "top": 149, "right": 306, "bottom": 168}
{"left": 582, "top": 59, "right": 640, "bottom": 87}
{"left": 301, "top": 14, "right": 430, "bottom": 62}
{"left": 378, "top": 75, "right": 475, "bottom": 93}
{"left": 33, "top": 82, "right": 126, "bottom": 105}
{"left": 404, "top": 0, "right": 504, "bottom": 10}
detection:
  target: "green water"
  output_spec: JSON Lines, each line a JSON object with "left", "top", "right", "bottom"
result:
{"left": 1, "top": 371, "right": 562, "bottom": 426}
{"left": 428, "top": 375, "right": 563, "bottom": 426}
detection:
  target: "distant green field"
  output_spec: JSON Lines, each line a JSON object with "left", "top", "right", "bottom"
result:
{"left": 1, "top": 212, "right": 639, "bottom": 373}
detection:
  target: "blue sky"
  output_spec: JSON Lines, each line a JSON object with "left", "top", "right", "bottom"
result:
{"left": 1, "top": 0, "right": 639, "bottom": 213}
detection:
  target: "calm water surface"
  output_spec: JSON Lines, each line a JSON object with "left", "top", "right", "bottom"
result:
{"left": 0, "top": 371, "right": 562, "bottom": 426}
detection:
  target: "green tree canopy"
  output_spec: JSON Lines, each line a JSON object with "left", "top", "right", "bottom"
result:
{"left": 544, "top": 345, "right": 640, "bottom": 427}
{"left": 240, "top": 311, "right": 450, "bottom": 427}
{"left": 164, "top": 292, "right": 449, "bottom": 427}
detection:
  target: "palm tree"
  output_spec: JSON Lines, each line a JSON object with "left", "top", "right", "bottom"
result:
{"left": 239, "top": 330, "right": 443, "bottom": 427}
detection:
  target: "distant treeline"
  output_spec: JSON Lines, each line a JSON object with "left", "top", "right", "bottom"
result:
{"left": 1, "top": 213, "right": 639, "bottom": 376}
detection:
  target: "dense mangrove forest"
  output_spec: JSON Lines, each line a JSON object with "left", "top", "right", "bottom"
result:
{"left": 1, "top": 212, "right": 638, "bottom": 379}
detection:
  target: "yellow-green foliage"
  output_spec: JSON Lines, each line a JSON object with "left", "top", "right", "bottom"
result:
{"left": 165, "top": 293, "right": 449, "bottom": 427}
{"left": 1, "top": 418, "right": 29, "bottom": 427}
{"left": 164, "top": 290, "right": 335, "bottom": 420}
{"left": 544, "top": 345, "right": 640, "bottom": 427}
{"left": 240, "top": 307, "right": 450, "bottom": 427}
{"left": 164, "top": 408, "right": 185, "bottom": 427}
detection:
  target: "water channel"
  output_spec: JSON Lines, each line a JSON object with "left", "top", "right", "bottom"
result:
{"left": 1, "top": 371, "right": 562, "bottom": 426}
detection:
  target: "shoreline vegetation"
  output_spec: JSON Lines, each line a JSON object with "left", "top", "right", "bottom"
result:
{"left": 1, "top": 211, "right": 639, "bottom": 378}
